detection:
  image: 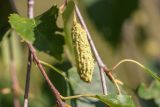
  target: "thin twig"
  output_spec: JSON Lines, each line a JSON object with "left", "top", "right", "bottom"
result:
{"left": 23, "top": 0, "right": 34, "bottom": 107}
{"left": 24, "top": 50, "right": 32, "bottom": 107}
{"left": 74, "top": 4, "right": 108, "bottom": 95}
{"left": 40, "top": 60, "right": 96, "bottom": 94}
{"left": 8, "top": 0, "right": 21, "bottom": 106}
{"left": 27, "top": 0, "right": 34, "bottom": 19}
{"left": 24, "top": 1, "right": 66, "bottom": 106}
{"left": 74, "top": 4, "right": 105, "bottom": 68}
{"left": 103, "top": 67, "right": 121, "bottom": 94}
{"left": 99, "top": 67, "right": 108, "bottom": 94}
{"left": 9, "top": 31, "right": 21, "bottom": 107}
{"left": 27, "top": 43, "right": 65, "bottom": 107}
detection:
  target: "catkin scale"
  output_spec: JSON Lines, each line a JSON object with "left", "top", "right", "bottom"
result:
{"left": 71, "top": 20, "right": 94, "bottom": 82}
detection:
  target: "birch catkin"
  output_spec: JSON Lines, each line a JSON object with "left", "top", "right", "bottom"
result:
{"left": 71, "top": 20, "right": 94, "bottom": 82}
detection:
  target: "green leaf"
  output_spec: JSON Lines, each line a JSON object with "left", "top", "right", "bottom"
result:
{"left": 68, "top": 65, "right": 106, "bottom": 94}
{"left": 138, "top": 83, "right": 153, "bottom": 99}
{"left": 34, "top": 5, "right": 64, "bottom": 60}
{"left": 67, "top": 64, "right": 116, "bottom": 107}
{"left": 8, "top": 14, "right": 36, "bottom": 42}
{"left": 138, "top": 81, "right": 160, "bottom": 106}
{"left": 96, "top": 94, "right": 136, "bottom": 107}
{"left": 8, "top": 5, "right": 65, "bottom": 61}
{"left": 68, "top": 63, "right": 116, "bottom": 94}
{"left": 67, "top": 65, "right": 106, "bottom": 107}
{"left": 138, "top": 81, "right": 160, "bottom": 100}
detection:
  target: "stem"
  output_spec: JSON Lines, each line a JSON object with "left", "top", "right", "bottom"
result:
{"left": 40, "top": 60, "right": 94, "bottom": 94}
{"left": 103, "top": 67, "right": 121, "bottom": 94}
{"left": 39, "top": 60, "right": 71, "bottom": 82}
{"left": 60, "top": 94, "right": 96, "bottom": 100}
{"left": 74, "top": 4, "right": 107, "bottom": 95}
{"left": 40, "top": 60, "right": 87, "bottom": 95}
{"left": 25, "top": 1, "right": 66, "bottom": 106}
{"left": 112, "top": 59, "right": 160, "bottom": 81}
{"left": 27, "top": 43, "right": 65, "bottom": 107}
{"left": 39, "top": 60, "right": 65, "bottom": 77}
{"left": 99, "top": 67, "right": 108, "bottom": 94}
{"left": 74, "top": 4, "right": 122, "bottom": 95}
{"left": 23, "top": 0, "right": 34, "bottom": 107}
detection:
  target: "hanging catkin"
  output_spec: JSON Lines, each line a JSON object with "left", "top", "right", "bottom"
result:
{"left": 71, "top": 19, "right": 94, "bottom": 82}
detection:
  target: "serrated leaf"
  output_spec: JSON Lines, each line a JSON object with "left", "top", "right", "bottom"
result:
{"left": 67, "top": 65, "right": 107, "bottom": 107}
{"left": 68, "top": 65, "right": 104, "bottom": 94}
{"left": 67, "top": 64, "right": 116, "bottom": 107}
{"left": 138, "top": 83, "right": 152, "bottom": 99}
{"left": 138, "top": 81, "right": 160, "bottom": 100}
{"left": 8, "top": 5, "right": 65, "bottom": 61}
{"left": 96, "top": 94, "right": 136, "bottom": 107}
{"left": 34, "top": 5, "right": 64, "bottom": 60}
{"left": 8, "top": 14, "right": 36, "bottom": 42}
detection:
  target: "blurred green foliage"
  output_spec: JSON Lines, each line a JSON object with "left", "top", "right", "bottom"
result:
{"left": 86, "top": 0, "right": 138, "bottom": 48}
{"left": 0, "top": 0, "right": 15, "bottom": 41}
{"left": 138, "top": 80, "right": 160, "bottom": 106}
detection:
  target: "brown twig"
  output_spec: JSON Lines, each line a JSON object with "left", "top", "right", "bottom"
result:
{"left": 74, "top": 4, "right": 108, "bottom": 95}
{"left": 23, "top": 0, "right": 34, "bottom": 107}
{"left": 103, "top": 67, "right": 121, "bottom": 94}
{"left": 74, "top": 3, "right": 121, "bottom": 94}
{"left": 24, "top": 0, "right": 66, "bottom": 107}
{"left": 27, "top": 43, "right": 65, "bottom": 107}
{"left": 24, "top": 50, "right": 32, "bottom": 107}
